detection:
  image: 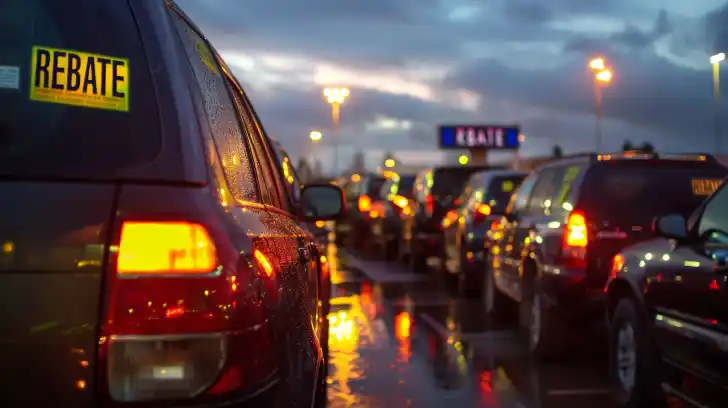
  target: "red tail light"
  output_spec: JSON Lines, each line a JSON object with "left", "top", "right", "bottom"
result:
{"left": 358, "top": 194, "right": 372, "bottom": 212}
{"left": 561, "top": 211, "right": 588, "bottom": 269}
{"left": 425, "top": 194, "right": 434, "bottom": 216}
{"left": 565, "top": 212, "right": 588, "bottom": 247}
{"left": 101, "top": 220, "right": 276, "bottom": 402}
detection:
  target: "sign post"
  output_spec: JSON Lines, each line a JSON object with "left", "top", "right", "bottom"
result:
{"left": 437, "top": 125, "right": 521, "bottom": 166}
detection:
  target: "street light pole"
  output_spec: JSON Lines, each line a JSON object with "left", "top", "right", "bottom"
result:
{"left": 589, "top": 58, "right": 612, "bottom": 152}
{"left": 323, "top": 87, "right": 349, "bottom": 176}
{"left": 711, "top": 53, "right": 724, "bottom": 152}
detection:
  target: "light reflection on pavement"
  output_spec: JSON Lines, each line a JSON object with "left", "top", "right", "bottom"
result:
{"left": 321, "top": 240, "right": 697, "bottom": 408}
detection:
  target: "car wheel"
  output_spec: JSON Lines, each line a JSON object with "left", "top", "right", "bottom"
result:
{"left": 519, "top": 270, "right": 566, "bottom": 359}
{"left": 610, "top": 297, "right": 663, "bottom": 408}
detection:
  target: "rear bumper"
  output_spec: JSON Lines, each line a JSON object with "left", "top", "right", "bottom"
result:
{"left": 541, "top": 267, "right": 606, "bottom": 322}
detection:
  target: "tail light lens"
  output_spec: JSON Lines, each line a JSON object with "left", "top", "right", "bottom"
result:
{"left": 425, "top": 194, "right": 434, "bottom": 216}
{"left": 611, "top": 253, "right": 625, "bottom": 278}
{"left": 472, "top": 204, "right": 491, "bottom": 227}
{"left": 102, "top": 220, "right": 276, "bottom": 402}
{"left": 561, "top": 211, "right": 588, "bottom": 268}
{"left": 358, "top": 195, "right": 372, "bottom": 212}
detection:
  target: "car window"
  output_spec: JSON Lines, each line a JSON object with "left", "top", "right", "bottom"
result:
{"left": 551, "top": 165, "right": 586, "bottom": 210}
{"left": 0, "top": 0, "right": 164, "bottom": 179}
{"left": 485, "top": 175, "right": 526, "bottom": 213}
{"left": 279, "top": 149, "right": 302, "bottom": 205}
{"left": 395, "top": 175, "right": 416, "bottom": 198}
{"left": 526, "top": 167, "right": 564, "bottom": 214}
{"left": 169, "top": 10, "right": 258, "bottom": 202}
{"left": 224, "top": 76, "right": 284, "bottom": 209}
{"left": 698, "top": 183, "right": 728, "bottom": 237}
{"left": 507, "top": 173, "right": 538, "bottom": 214}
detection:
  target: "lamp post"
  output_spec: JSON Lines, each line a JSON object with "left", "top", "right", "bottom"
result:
{"left": 589, "top": 58, "right": 613, "bottom": 152}
{"left": 323, "top": 87, "right": 350, "bottom": 176}
{"left": 711, "top": 53, "right": 724, "bottom": 152}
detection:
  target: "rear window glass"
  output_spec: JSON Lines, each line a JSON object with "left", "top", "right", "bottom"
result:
{"left": 486, "top": 175, "right": 526, "bottom": 213}
{"left": 432, "top": 167, "right": 491, "bottom": 197}
{"left": 395, "top": 175, "right": 415, "bottom": 197}
{"left": 366, "top": 177, "right": 386, "bottom": 198}
{"left": 0, "top": 0, "right": 162, "bottom": 178}
{"left": 586, "top": 161, "right": 728, "bottom": 220}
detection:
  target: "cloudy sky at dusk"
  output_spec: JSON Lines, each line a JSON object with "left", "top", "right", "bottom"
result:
{"left": 177, "top": 0, "right": 728, "bottom": 169}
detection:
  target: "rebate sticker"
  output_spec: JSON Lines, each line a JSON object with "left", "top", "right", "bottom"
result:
{"left": 30, "top": 46, "right": 129, "bottom": 112}
{"left": 691, "top": 179, "right": 723, "bottom": 196}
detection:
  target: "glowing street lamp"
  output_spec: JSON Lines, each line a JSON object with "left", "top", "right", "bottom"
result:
{"left": 309, "top": 130, "right": 323, "bottom": 142}
{"left": 323, "top": 87, "right": 350, "bottom": 175}
{"left": 596, "top": 69, "right": 612, "bottom": 83}
{"left": 589, "top": 58, "right": 605, "bottom": 71}
{"left": 458, "top": 154, "right": 469, "bottom": 165}
{"left": 384, "top": 158, "right": 395, "bottom": 168}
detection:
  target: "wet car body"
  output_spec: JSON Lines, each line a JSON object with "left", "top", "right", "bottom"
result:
{"left": 441, "top": 170, "right": 526, "bottom": 295}
{"left": 606, "top": 181, "right": 728, "bottom": 408}
{"left": 0, "top": 0, "right": 342, "bottom": 406}
{"left": 370, "top": 173, "right": 416, "bottom": 260}
{"left": 489, "top": 152, "right": 728, "bottom": 356}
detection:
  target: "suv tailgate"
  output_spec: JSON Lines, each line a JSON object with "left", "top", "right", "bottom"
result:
{"left": 0, "top": 182, "right": 117, "bottom": 407}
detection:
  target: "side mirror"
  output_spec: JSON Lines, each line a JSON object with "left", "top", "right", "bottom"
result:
{"left": 653, "top": 214, "right": 688, "bottom": 240}
{"left": 300, "top": 184, "right": 346, "bottom": 221}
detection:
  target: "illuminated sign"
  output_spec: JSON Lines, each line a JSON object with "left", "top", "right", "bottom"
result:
{"left": 438, "top": 125, "right": 520, "bottom": 150}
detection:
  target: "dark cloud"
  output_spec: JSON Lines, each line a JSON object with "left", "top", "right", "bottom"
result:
{"left": 705, "top": 2, "right": 728, "bottom": 52}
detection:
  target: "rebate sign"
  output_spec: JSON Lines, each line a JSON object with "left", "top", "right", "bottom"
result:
{"left": 438, "top": 125, "right": 520, "bottom": 150}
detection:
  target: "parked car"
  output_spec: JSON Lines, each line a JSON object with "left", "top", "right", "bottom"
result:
{"left": 487, "top": 152, "right": 728, "bottom": 357}
{"left": 370, "top": 173, "right": 416, "bottom": 260}
{"left": 400, "top": 165, "right": 501, "bottom": 272}
{"left": 336, "top": 173, "right": 387, "bottom": 250}
{"left": 0, "top": 0, "right": 343, "bottom": 406}
{"left": 441, "top": 170, "right": 526, "bottom": 295}
{"left": 606, "top": 179, "right": 728, "bottom": 408}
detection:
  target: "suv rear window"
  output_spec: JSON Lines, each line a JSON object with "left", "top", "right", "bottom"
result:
{"left": 366, "top": 177, "right": 386, "bottom": 199}
{"left": 584, "top": 161, "right": 728, "bottom": 221}
{"left": 396, "top": 175, "right": 415, "bottom": 198}
{"left": 0, "top": 0, "right": 162, "bottom": 178}
{"left": 486, "top": 175, "right": 526, "bottom": 213}
{"left": 432, "top": 167, "right": 491, "bottom": 197}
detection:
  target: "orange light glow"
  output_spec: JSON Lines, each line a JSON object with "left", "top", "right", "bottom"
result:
{"left": 315, "top": 220, "right": 325, "bottom": 228}
{"left": 393, "top": 195, "right": 409, "bottom": 209}
{"left": 477, "top": 204, "right": 491, "bottom": 216}
{"left": 117, "top": 221, "right": 217, "bottom": 275}
{"left": 611, "top": 254, "right": 624, "bottom": 278}
{"left": 358, "top": 195, "right": 372, "bottom": 212}
{"left": 589, "top": 58, "right": 605, "bottom": 70}
{"left": 395, "top": 312, "right": 412, "bottom": 340}
{"left": 565, "top": 212, "right": 588, "bottom": 247}
{"left": 596, "top": 69, "right": 612, "bottom": 83}
{"left": 253, "top": 249, "right": 274, "bottom": 277}
{"left": 165, "top": 306, "right": 185, "bottom": 318}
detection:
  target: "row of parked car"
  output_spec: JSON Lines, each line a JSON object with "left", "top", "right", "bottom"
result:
{"left": 337, "top": 151, "right": 728, "bottom": 407}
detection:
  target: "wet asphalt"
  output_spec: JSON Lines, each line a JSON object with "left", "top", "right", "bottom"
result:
{"left": 323, "top": 240, "right": 624, "bottom": 408}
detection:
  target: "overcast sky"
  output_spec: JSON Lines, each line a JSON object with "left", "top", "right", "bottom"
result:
{"left": 176, "top": 0, "right": 728, "bottom": 169}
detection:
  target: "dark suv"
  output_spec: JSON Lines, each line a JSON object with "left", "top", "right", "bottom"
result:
{"left": 400, "top": 165, "right": 498, "bottom": 272}
{"left": 486, "top": 152, "right": 728, "bottom": 356}
{"left": 0, "top": 0, "right": 343, "bottom": 406}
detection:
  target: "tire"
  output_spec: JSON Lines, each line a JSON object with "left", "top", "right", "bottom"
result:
{"left": 519, "top": 267, "right": 567, "bottom": 359}
{"left": 609, "top": 297, "right": 664, "bottom": 408}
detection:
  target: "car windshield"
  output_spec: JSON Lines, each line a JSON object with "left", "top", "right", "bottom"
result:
{"left": 486, "top": 175, "right": 526, "bottom": 213}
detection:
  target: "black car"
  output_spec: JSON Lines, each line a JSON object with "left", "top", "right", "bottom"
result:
{"left": 487, "top": 152, "right": 728, "bottom": 357}
{"left": 0, "top": 1, "right": 343, "bottom": 406}
{"left": 607, "top": 179, "right": 728, "bottom": 407}
{"left": 400, "top": 165, "right": 499, "bottom": 272}
{"left": 370, "top": 173, "right": 416, "bottom": 260}
{"left": 441, "top": 170, "right": 526, "bottom": 295}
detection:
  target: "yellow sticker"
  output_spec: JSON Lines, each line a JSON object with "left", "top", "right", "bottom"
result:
{"left": 30, "top": 46, "right": 129, "bottom": 112}
{"left": 195, "top": 40, "right": 219, "bottom": 75}
{"left": 692, "top": 179, "right": 723, "bottom": 196}
{"left": 502, "top": 180, "right": 514, "bottom": 192}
